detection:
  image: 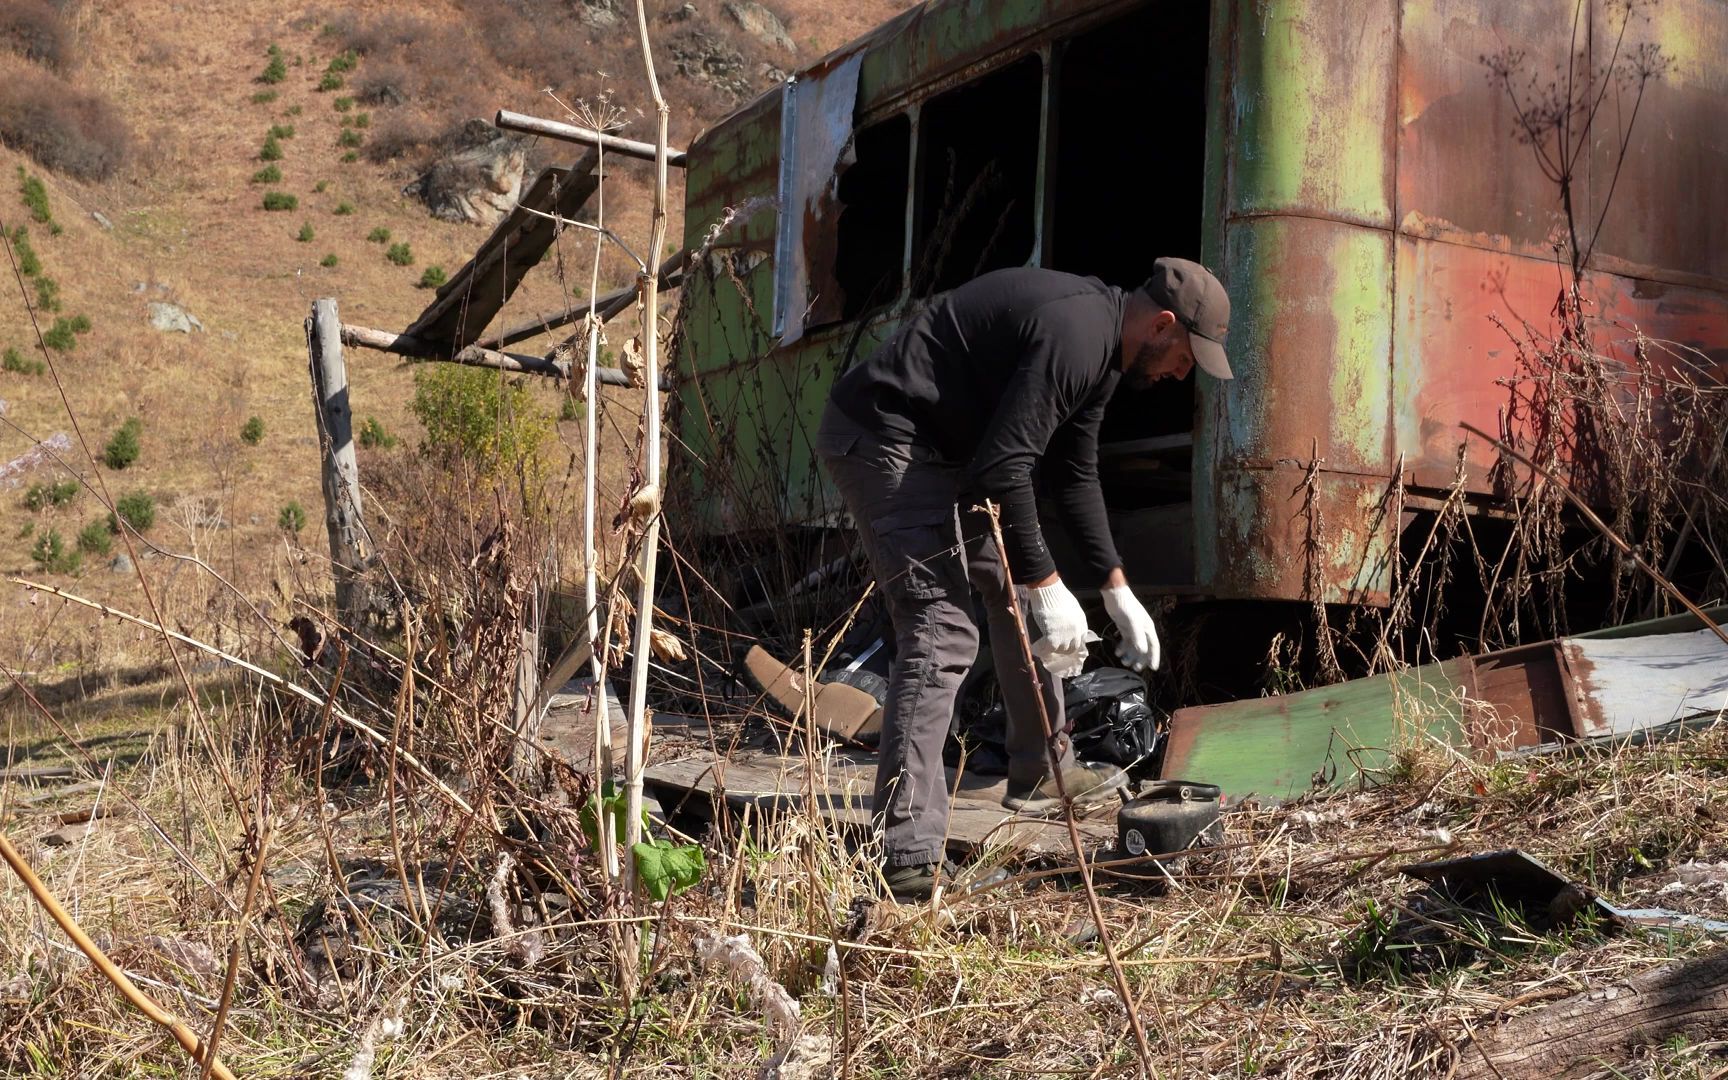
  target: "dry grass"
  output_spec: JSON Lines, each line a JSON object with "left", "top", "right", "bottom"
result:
{"left": 5, "top": 658, "right": 1727, "bottom": 1078}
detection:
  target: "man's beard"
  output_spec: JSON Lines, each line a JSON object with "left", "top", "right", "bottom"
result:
{"left": 1128, "top": 343, "right": 1163, "bottom": 389}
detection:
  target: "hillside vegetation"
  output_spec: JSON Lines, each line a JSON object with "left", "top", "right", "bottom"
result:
{"left": 0, "top": 0, "right": 898, "bottom": 673}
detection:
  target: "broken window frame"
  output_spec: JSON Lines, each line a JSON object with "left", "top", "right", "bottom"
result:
{"left": 778, "top": 1, "right": 1212, "bottom": 343}
{"left": 908, "top": 52, "right": 1049, "bottom": 298}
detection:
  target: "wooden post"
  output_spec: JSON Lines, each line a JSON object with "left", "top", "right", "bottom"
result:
{"left": 306, "top": 298, "right": 372, "bottom": 627}
{"left": 510, "top": 554, "right": 547, "bottom": 785}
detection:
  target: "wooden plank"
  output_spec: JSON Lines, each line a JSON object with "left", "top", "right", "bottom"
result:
{"left": 400, "top": 153, "right": 601, "bottom": 352}
{"left": 339, "top": 322, "right": 648, "bottom": 385}
{"left": 473, "top": 249, "right": 684, "bottom": 351}
{"left": 643, "top": 749, "right": 1116, "bottom": 858}
{"left": 1453, "top": 948, "right": 1728, "bottom": 1080}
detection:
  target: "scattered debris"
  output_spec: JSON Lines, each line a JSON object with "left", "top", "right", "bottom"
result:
{"left": 1404, "top": 848, "right": 1728, "bottom": 936}
{"left": 39, "top": 820, "right": 98, "bottom": 847}
{"left": 1403, "top": 849, "right": 1607, "bottom": 931}
{"left": 0, "top": 765, "right": 78, "bottom": 783}
{"left": 341, "top": 1006, "right": 406, "bottom": 1080}
{"left": 742, "top": 643, "right": 880, "bottom": 743}
{"left": 1164, "top": 606, "right": 1728, "bottom": 800}
{"left": 694, "top": 933, "right": 802, "bottom": 1071}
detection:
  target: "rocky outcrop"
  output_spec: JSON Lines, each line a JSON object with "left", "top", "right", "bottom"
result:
{"left": 401, "top": 120, "right": 528, "bottom": 228}
{"left": 147, "top": 301, "right": 202, "bottom": 333}
{"left": 670, "top": 28, "right": 787, "bottom": 101}
{"left": 723, "top": 1, "right": 794, "bottom": 53}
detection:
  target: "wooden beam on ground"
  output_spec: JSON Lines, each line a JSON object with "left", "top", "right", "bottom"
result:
{"left": 400, "top": 155, "right": 601, "bottom": 354}
{"left": 495, "top": 109, "right": 687, "bottom": 168}
{"left": 1453, "top": 948, "right": 1728, "bottom": 1079}
{"left": 339, "top": 322, "right": 654, "bottom": 388}
{"left": 474, "top": 250, "right": 686, "bottom": 351}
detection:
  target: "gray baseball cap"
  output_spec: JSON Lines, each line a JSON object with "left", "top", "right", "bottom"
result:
{"left": 1144, "top": 257, "right": 1233, "bottom": 380}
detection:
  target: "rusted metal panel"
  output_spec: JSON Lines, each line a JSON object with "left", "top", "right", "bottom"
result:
{"left": 853, "top": 0, "right": 1105, "bottom": 113}
{"left": 772, "top": 51, "right": 864, "bottom": 344}
{"left": 1456, "top": 643, "right": 1578, "bottom": 753}
{"left": 1393, "top": 236, "right": 1728, "bottom": 491}
{"left": 1585, "top": 0, "right": 1728, "bottom": 288}
{"left": 1195, "top": 215, "right": 1396, "bottom": 603}
{"left": 1396, "top": 0, "right": 1728, "bottom": 289}
{"left": 1396, "top": 0, "right": 1581, "bottom": 258}
{"left": 1390, "top": 237, "right": 1561, "bottom": 491}
{"left": 1225, "top": 0, "right": 1397, "bottom": 227}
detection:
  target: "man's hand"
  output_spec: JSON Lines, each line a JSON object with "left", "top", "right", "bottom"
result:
{"left": 1102, "top": 584, "right": 1160, "bottom": 671}
{"left": 1027, "top": 578, "right": 1091, "bottom": 655}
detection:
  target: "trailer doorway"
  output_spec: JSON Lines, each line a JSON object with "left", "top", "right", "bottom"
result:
{"left": 1047, "top": 0, "right": 1211, "bottom": 502}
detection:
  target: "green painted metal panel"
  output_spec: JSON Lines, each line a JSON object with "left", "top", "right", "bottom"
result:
{"left": 1226, "top": 0, "right": 1397, "bottom": 227}
{"left": 855, "top": 0, "right": 1075, "bottom": 112}
{"left": 1163, "top": 661, "right": 1468, "bottom": 800}
{"left": 1164, "top": 605, "right": 1728, "bottom": 800}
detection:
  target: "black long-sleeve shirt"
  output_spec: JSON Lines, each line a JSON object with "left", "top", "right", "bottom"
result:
{"left": 829, "top": 268, "right": 1125, "bottom": 584}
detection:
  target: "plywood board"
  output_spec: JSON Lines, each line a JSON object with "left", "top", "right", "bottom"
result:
{"left": 1561, "top": 628, "right": 1728, "bottom": 736}
{"left": 644, "top": 749, "right": 1116, "bottom": 859}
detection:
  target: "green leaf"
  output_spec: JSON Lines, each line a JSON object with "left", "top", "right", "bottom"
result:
{"left": 631, "top": 839, "right": 706, "bottom": 902}
{"left": 578, "top": 781, "right": 639, "bottom": 848}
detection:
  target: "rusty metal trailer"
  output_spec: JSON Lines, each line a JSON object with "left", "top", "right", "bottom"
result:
{"left": 671, "top": 0, "right": 1728, "bottom": 615}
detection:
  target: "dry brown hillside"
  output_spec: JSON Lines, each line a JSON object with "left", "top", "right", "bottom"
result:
{"left": 0, "top": 0, "right": 902, "bottom": 673}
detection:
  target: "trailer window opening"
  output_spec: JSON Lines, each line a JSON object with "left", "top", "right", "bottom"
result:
{"left": 1043, "top": 0, "right": 1211, "bottom": 475}
{"left": 911, "top": 56, "right": 1042, "bottom": 297}
{"left": 830, "top": 113, "right": 911, "bottom": 323}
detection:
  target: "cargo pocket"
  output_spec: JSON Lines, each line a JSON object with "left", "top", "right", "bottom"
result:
{"left": 815, "top": 426, "right": 860, "bottom": 461}
{"left": 876, "top": 523, "right": 962, "bottom": 603}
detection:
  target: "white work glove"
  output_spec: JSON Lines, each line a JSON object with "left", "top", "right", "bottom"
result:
{"left": 1032, "top": 633, "right": 1098, "bottom": 681}
{"left": 1028, "top": 580, "right": 1090, "bottom": 653}
{"left": 1102, "top": 584, "right": 1161, "bottom": 671}
{"left": 1028, "top": 580, "right": 1096, "bottom": 681}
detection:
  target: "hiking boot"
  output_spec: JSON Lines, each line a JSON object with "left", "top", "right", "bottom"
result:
{"left": 882, "top": 860, "right": 958, "bottom": 902}
{"left": 881, "top": 860, "right": 1011, "bottom": 902}
{"left": 1003, "top": 762, "right": 1129, "bottom": 815}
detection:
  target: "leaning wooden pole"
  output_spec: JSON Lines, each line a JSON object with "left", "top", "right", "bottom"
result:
{"left": 584, "top": 128, "right": 620, "bottom": 884}
{"left": 0, "top": 830, "right": 239, "bottom": 1080}
{"left": 307, "top": 298, "right": 371, "bottom": 626}
{"left": 620, "top": 0, "right": 672, "bottom": 993}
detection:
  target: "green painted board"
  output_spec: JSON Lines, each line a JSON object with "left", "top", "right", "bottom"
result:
{"left": 1162, "top": 660, "right": 1469, "bottom": 802}
{"left": 1163, "top": 606, "right": 1728, "bottom": 801}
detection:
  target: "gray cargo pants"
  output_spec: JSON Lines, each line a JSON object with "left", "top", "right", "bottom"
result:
{"left": 816, "top": 400, "right": 1073, "bottom": 868}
